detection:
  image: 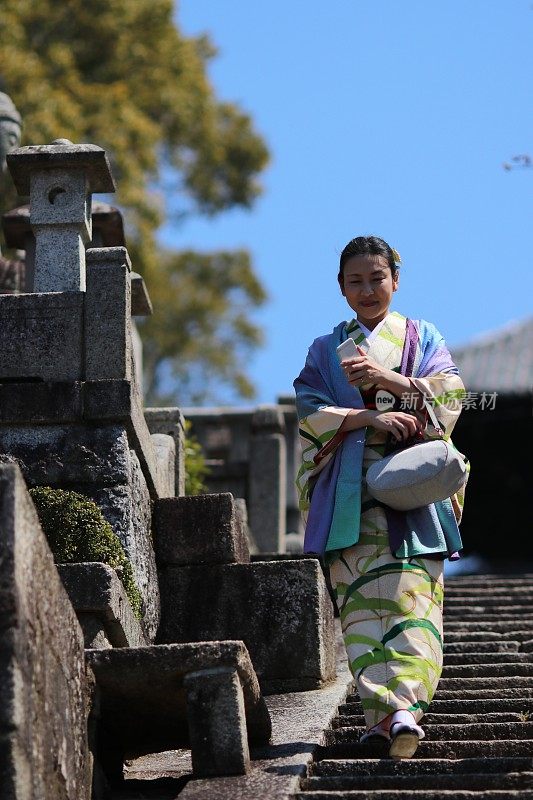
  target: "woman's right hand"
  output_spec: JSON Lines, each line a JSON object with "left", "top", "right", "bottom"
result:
{"left": 369, "top": 410, "right": 422, "bottom": 441}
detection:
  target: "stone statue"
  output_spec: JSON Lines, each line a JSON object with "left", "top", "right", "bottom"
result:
{"left": 0, "top": 92, "right": 22, "bottom": 173}
{"left": 0, "top": 92, "right": 23, "bottom": 283}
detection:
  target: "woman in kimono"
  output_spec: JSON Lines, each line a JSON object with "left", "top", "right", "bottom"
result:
{"left": 293, "top": 235, "right": 467, "bottom": 759}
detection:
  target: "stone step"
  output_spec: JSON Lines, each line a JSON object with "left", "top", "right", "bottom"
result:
{"left": 443, "top": 631, "right": 531, "bottom": 642}
{"left": 446, "top": 579, "right": 533, "bottom": 584}
{"left": 333, "top": 714, "right": 529, "bottom": 728}
{"left": 443, "top": 652, "right": 532, "bottom": 665}
{"left": 446, "top": 572, "right": 533, "bottom": 586}
{"left": 345, "top": 688, "right": 533, "bottom": 703}
{"left": 443, "top": 621, "right": 533, "bottom": 631}
{"left": 324, "top": 722, "right": 533, "bottom": 744}
{"left": 295, "top": 790, "right": 533, "bottom": 799}
{"left": 437, "top": 676, "right": 533, "bottom": 689}
{"left": 443, "top": 597, "right": 533, "bottom": 606}
{"left": 312, "top": 572, "right": 533, "bottom": 798}
{"left": 444, "top": 587, "right": 533, "bottom": 593}
{"left": 445, "top": 588, "right": 532, "bottom": 593}
{"left": 339, "top": 699, "right": 533, "bottom": 715}
{"left": 85, "top": 641, "right": 271, "bottom": 779}
{"left": 444, "top": 641, "right": 521, "bottom": 653}
{"left": 432, "top": 688, "right": 533, "bottom": 700}
{"left": 153, "top": 493, "right": 250, "bottom": 567}
{"left": 429, "top": 699, "right": 533, "bottom": 714}
{"left": 443, "top": 603, "right": 533, "bottom": 610}
{"left": 316, "top": 739, "right": 533, "bottom": 760}
{"left": 300, "top": 772, "right": 533, "bottom": 792}
{"left": 441, "top": 663, "right": 533, "bottom": 678}
{"left": 312, "top": 757, "right": 533, "bottom": 776}
{"left": 57, "top": 562, "right": 148, "bottom": 649}
{"left": 444, "top": 582, "right": 533, "bottom": 600}
{"left": 443, "top": 610, "right": 533, "bottom": 620}
{"left": 332, "top": 713, "right": 528, "bottom": 727}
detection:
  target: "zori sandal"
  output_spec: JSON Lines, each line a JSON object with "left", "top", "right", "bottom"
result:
{"left": 359, "top": 729, "right": 390, "bottom": 744}
{"left": 388, "top": 720, "right": 425, "bottom": 760}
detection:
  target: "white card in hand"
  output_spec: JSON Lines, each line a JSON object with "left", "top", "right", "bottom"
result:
{"left": 336, "top": 338, "right": 358, "bottom": 362}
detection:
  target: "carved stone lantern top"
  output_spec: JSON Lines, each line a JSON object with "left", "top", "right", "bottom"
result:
{"left": 6, "top": 141, "right": 115, "bottom": 195}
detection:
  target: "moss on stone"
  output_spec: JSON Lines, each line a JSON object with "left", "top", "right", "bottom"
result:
{"left": 29, "top": 486, "right": 143, "bottom": 619}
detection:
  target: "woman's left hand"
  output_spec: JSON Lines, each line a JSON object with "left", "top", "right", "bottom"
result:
{"left": 341, "top": 345, "right": 390, "bottom": 387}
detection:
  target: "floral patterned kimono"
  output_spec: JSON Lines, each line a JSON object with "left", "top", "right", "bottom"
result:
{"left": 293, "top": 311, "right": 467, "bottom": 728}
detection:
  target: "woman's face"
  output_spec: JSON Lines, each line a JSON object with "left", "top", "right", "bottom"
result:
{"left": 339, "top": 253, "right": 399, "bottom": 329}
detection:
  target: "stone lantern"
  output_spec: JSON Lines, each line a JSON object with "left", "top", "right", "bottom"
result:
{"left": 6, "top": 140, "right": 115, "bottom": 292}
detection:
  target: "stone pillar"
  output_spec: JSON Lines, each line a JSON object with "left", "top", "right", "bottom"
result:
{"left": 145, "top": 408, "right": 186, "bottom": 496}
{"left": 151, "top": 433, "right": 176, "bottom": 498}
{"left": 85, "top": 247, "right": 132, "bottom": 381}
{"left": 6, "top": 141, "right": 115, "bottom": 292}
{"left": 248, "top": 405, "right": 287, "bottom": 553}
{"left": 277, "top": 396, "right": 305, "bottom": 538}
{"left": 184, "top": 666, "right": 250, "bottom": 776}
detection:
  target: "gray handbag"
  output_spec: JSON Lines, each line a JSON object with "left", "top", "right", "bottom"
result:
{"left": 365, "top": 319, "right": 467, "bottom": 511}
{"left": 365, "top": 418, "right": 467, "bottom": 510}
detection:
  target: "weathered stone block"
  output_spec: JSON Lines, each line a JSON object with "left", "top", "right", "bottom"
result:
{"left": 154, "top": 493, "right": 250, "bottom": 567}
{"left": 35, "top": 227, "right": 87, "bottom": 293}
{"left": 131, "top": 322, "right": 144, "bottom": 396}
{"left": 0, "top": 423, "right": 130, "bottom": 486}
{"left": 151, "top": 433, "right": 175, "bottom": 498}
{"left": 158, "top": 559, "right": 336, "bottom": 693}
{"left": 57, "top": 563, "right": 148, "bottom": 648}
{"left": 145, "top": 407, "right": 186, "bottom": 496}
{"left": 85, "top": 247, "right": 132, "bottom": 382}
{"left": 88, "top": 449, "right": 160, "bottom": 642}
{"left": 184, "top": 666, "right": 250, "bottom": 776}
{"left": 0, "top": 384, "right": 164, "bottom": 503}
{"left": 82, "top": 379, "right": 132, "bottom": 420}
{"left": 0, "top": 292, "right": 84, "bottom": 381}
{"left": 31, "top": 165, "right": 91, "bottom": 293}
{"left": 128, "top": 400, "right": 165, "bottom": 501}
{"left": 0, "top": 426, "right": 159, "bottom": 642}
{"left": 77, "top": 614, "right": 113, "bottom": 649}
{"left": 249, "top": 406, "right": 287, "bottom": 553}
{"left": 0, "top": 464, "right": 92, "bottom": 799}
{"left": 85, "top": 641, "right": 270, "bottom": 779}
{"left": 234, "top": 497, "right": 259, "bottom": 554}
{"left": 0, "top": 381, "right": 83, "bottom": 424}
{"left": 80, "top": 380, "right": 164, "bottom": 501}
{"left": 131, "top": 272, "right": 153, "bottom": 316}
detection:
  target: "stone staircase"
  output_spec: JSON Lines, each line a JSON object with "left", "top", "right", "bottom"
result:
{"left": 294, "top": 574, "right": 533, "bottom": 799}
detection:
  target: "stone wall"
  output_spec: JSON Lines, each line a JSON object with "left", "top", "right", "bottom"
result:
{"left": 0, "top": 464, "right": 92, "bottom": 799}
{"left": 0, "top": 136, "right": 337, "bottom": 794}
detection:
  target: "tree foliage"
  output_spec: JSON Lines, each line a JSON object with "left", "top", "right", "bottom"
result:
{"left": 183, "top": 420, "right": 209, "bottom": 496}
{"left": 0, "top": 0, "right": 269, "bottom": 402}
{"left": 144, "top": 247, "right": 266, "bottom": 403}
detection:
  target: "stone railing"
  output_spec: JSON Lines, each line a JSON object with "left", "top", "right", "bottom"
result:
{"left": 183, "top": 398, "right": 303, "bottom": 554}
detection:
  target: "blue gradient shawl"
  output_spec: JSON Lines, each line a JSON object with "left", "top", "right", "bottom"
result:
{"left": 293, "top": 313, "right": 465, "bottom": 559}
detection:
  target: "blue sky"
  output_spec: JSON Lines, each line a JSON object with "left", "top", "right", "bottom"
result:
{"left": 163, "top": 0, "right": 533, "bottom": 404}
